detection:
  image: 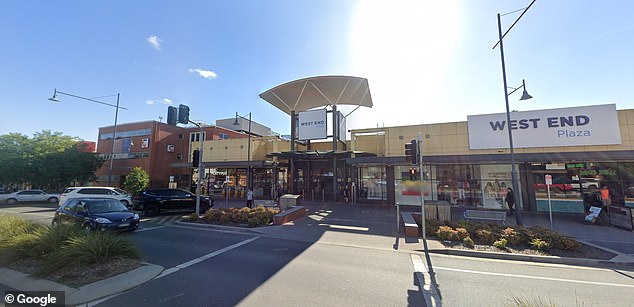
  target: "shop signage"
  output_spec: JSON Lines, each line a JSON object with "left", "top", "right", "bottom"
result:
{"left": 566, "top": 163, "right": 586, "bottom": 170}
{"left": 467, "top": 104, "right": 621, "bottom": 149}
{"left": 298, "top": 109, "right": 327, "bottom": 140}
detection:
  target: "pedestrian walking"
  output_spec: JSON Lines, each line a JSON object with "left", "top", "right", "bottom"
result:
{"left": 246, "top": 188, "right": 253, "bottom": 209}
{"left": 600, "top": 185, "right": 610, "bottom": 207}
{"left": 505, "top": 187, "right": 515, "bottom": 216}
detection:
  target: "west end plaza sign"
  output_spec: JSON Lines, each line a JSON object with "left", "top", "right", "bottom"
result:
{"left": 298, "top": 109, "right": 327, "bottom": 140}
{"left": 467, "top": 104, "right": 621, "bottom": 149}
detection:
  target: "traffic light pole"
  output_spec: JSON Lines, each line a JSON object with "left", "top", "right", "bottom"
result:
{"left": 417, "top": 132, "right": 426, "bottom": 240}
{"left": 190, "top": 121, "right": 204, "bottom": 216}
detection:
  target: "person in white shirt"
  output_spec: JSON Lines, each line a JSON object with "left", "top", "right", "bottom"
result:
{"left": 246, "top": 188, "right": 253, "bottom": 208}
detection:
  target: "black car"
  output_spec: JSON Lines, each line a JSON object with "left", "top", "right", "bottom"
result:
{"left": 52, "top": 197, "right": 140, "bottom": 232}
{"left": 132, "top": 188, "right": 214, "bottom": 216}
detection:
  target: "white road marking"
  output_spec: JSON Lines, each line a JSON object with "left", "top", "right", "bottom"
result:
{"left": 435, "top": 266, "right": 634, "bottom": 288}
{"left": 411, "top": 254, "right": 441, "bottom": 307}
{"left": 135, "top": 225, "right": 166, "bottom": 232}
{"left": 154, "top": 236, "right": 260, "bottom": 279}
{"left": 318, "top": 223, "right": 369, "bottom": 231}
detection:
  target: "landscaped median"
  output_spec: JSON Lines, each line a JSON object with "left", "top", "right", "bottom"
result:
{"left": 0, "top": 215, "right": 151, "bottom": 288}
{"left": 422, "top": 219, "right": 620, "bottom": 263}
{"left": 186, "top": 206, "right": 306, "bottom": 227}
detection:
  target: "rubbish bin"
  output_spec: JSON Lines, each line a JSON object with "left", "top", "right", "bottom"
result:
{"left": 279, "top": 194, "right": 301, "bottom": 210}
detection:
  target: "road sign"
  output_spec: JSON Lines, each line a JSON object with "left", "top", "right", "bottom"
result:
{"left": 545, "top": 174, "right": 554, "bottom": 229}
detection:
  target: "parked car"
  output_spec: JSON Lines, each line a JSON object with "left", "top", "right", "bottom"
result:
{"left": 59, "top": 187, "right": 133, "bottom": 207}
{"left": 52, "top": 197, "right": 140, "bottom": 232}
{"left": 570, "top": 178, "right": 601, "bottom": 191}
{"left": 132, "top": 188, "right": 214, "bottom": 216}
{"left": 1, "top": 190, "right": 60, "bottom": 205}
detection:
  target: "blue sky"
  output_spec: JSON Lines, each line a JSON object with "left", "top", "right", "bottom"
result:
{"left": 1, "top": 1, "right": 633, "bottom": 142}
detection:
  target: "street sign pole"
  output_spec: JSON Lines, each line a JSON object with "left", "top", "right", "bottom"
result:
{"left": 545, "top": 174, "right": 553, "bottom": 229}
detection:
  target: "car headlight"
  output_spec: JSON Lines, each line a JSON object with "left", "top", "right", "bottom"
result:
{"left": 95, "top": 217, "right": 112, "bottom": 224}
{"left": 133, "top": 213, "right": 140, "bottom": 220}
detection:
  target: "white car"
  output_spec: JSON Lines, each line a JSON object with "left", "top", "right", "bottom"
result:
{"left": 1, "top": 190, "right": 60, "bottom": 205}
{"left": 59, "top": 187, "right": 133, "bottom": 207}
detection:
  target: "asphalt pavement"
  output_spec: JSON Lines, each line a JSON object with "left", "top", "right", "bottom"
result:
{"left": 1, "top": 198, "right": 633, "bottom": 306}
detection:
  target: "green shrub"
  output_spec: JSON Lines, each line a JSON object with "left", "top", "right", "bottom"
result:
{"left": 0, "top": 215, "right": 45, "bottom": 248}
{"left": 527, "top": 226, "right": 580, "bottom": 250}
{"left": 501, "top": 227, "right": 521, "bottom": 246}
{"left": 186, "top": 213, "right": 200, "bottom": 221}
{"left": 530, "top": 238, "right": 549, "bottom": 251}
{"left": 559, "top": 238, "right": 581, "bottom": 250}
{"left": 203, "top": 209, "right": 224, "bottom": 223}
{"left": 437, "top": 226, "right": 460, "bottom": 241}
{"left": 455, "top": 228, "right": 470, "bottom": 240}
{"left": 493, "top": 238, "right": 508, "bottom": 249}
{"left": 201, "top": 207, "right": 278, "bottom": 227}
{"left": 247, "top": 207, "right": 278, "bottom": 227}
{"left": 463, "top": 236, "right": 474, "bottom": 248}
{"left": 505, "top": 294, "right": 557, "bottom": 307}
{"left": 474, "top": 229, "right": 497, "bottom": 245}
{"left": 38, "top": 232, "right": 140, "bottom": 275}
{"left": 22, "top": 225, "right": 85, "bottom": 259}
{"left": 425, "top": 219, "right": 441, "bottom": 237}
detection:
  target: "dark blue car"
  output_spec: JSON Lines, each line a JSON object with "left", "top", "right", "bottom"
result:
{"left": 52, "top": 197, "right": 140, "bottom": 232}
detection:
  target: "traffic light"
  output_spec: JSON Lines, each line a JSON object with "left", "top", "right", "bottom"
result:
{"left": 404, "top": 139, "right": 418, "bottom": 165}
{"left": 409, "top": 168, "right": 418, "bottom": 180}
{"left": 192, "top": 149, "right": 200, "bottom": 167}
{"left": 167, "top": 106, "right": 178, "bottom": 126}
{"left": 178, "top": 104, "right": 190, "bottom": 124}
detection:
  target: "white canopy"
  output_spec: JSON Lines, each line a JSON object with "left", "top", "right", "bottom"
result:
{"left": 259, "top": 75, "right": 373, "bottom": 115}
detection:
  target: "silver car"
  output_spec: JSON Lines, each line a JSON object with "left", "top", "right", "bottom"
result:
{"left": 59, "top": 187, "right": 133, "bottom": 207}
{"left": 1, "top": 190, "right": 60, "bottom": 205}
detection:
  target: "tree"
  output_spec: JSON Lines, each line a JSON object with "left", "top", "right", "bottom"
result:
{"left": 124, "top": 167, "right": 149, "bottom": 195}
{"left": 0, "top": 130, "right": 103, "bottom": 191}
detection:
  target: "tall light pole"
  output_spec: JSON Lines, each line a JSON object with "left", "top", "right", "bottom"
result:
{"left": 234, "top": 112, "right": 252, "bottom": 192}
{"left": 49, "top": 89, "right": 126, "bottom": 187}
{"left": 494, "top": 0, "right": 536, "bottom": 226}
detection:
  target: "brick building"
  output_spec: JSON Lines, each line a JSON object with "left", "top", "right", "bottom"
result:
{"left": 95, "top": 120, "right": 247, "bottom": 189}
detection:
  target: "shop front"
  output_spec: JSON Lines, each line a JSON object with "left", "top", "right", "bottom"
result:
{"left": 192, "top": 163, "right": 286, "bottom": 199}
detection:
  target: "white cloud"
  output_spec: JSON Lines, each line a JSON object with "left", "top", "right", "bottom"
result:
{"left": 146, "top": 99, "right": 155, "bottom": 105}
{"left": 147, "top": 35, "right": 164, "bottom": 50}
{"left": 162, "top": 98, "right": 172, "bottom": 105}
{"left": 189, "top": 68, "right": 218, "bottom": 80}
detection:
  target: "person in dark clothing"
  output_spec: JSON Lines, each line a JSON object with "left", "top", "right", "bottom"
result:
{"left": 505, "top": 187, "right": 515, "bottom": 216}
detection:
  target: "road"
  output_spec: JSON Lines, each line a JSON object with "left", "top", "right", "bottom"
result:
{"left": 1, "top": 202, "right": 633, "bottom": 306}
{"left": 96, "top": 225, "right": 425, "bottom": 306}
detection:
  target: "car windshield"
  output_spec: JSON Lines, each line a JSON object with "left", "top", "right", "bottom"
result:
{"left": 114, "top": 188, "right": 128, "bottom": 195}
{"left": 87, "top": 200, "right": 128, "bottom": 213}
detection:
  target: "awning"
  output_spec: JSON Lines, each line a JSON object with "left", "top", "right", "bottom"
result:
{"left": 259, "top": 75, "right": 373, "bottom": 115}
{"left": 267, "top": 150, "right": 376, "bottom": 161}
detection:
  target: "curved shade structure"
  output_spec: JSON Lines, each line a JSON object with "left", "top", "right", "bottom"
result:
{"left": 259, "top": 75, "right": 373, "bottom": 115}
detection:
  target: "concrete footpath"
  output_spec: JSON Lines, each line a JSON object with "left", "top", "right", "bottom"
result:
{"left": 0, "top": 264, "right": 163, "bottom": 306}
{"left": 249, "top": 200, "right": 634, "bottom": 267}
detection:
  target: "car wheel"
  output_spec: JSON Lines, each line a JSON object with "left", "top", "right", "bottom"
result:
{"left": 144, "top": 206, "right": 159, "bottom": 217}
{"left": 48, "top": 197, "right": 59, "bottom": 203}
{"left": 6, "top": 198, "right": 17, "bottom": 205}
{"left": 51, "top": 220, "right": 59, "bottom": 227}
{"left": 120, "top": 200, "right": 129, "bottom": 207}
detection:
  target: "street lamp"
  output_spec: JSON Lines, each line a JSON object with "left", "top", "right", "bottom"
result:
{"left": 233, "top": 112, "right": 252, "bottom": 192}
{"left": 494, "top": 0, "right": 536, "bottom": 226}
{"left": 49, "top": 89, "right": 126, "bottom": 187}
